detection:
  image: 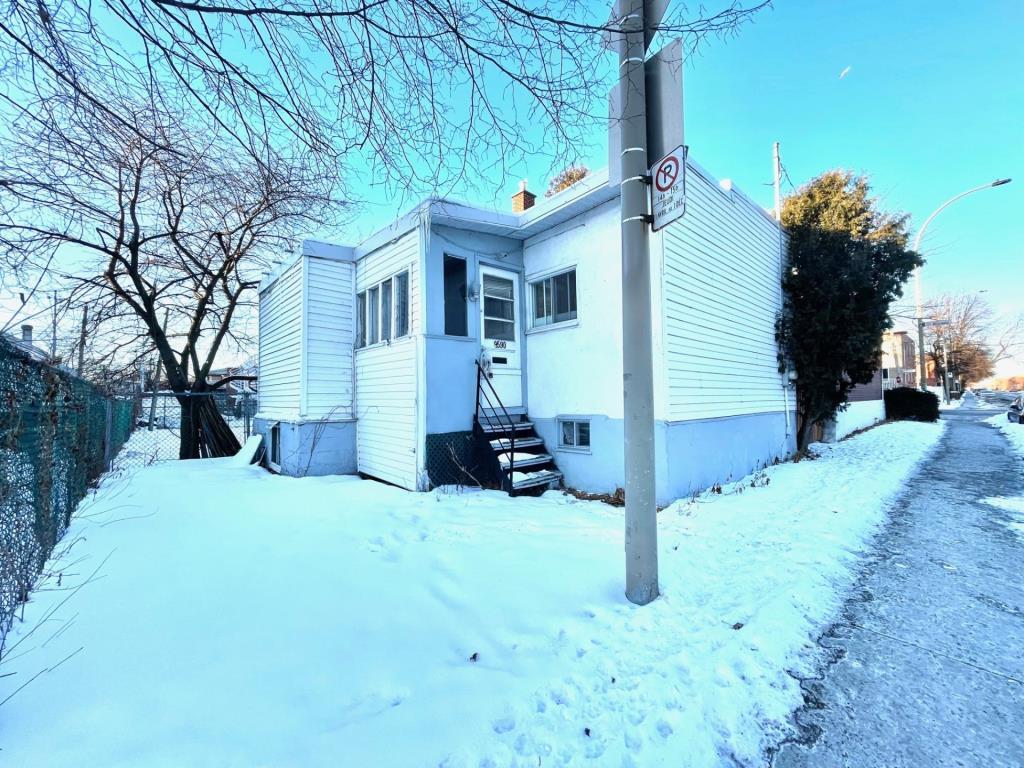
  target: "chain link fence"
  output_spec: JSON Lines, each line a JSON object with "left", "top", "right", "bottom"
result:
{"left": 0, "top": 335, "right": 256, "bottom": 643}
{"left": 113, "top": 390, "right": 255, "bottom": 470}
{"left": 0, "top": 336, "right": 134, "bottom": 642}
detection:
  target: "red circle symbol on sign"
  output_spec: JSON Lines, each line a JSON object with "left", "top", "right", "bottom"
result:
{"left": 655, "top": 155, "right": 679, "bottom": 192}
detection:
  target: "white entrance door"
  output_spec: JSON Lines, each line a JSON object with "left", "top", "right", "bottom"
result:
{"left": 479, "top": 265, "right": 523, "bottom": 408}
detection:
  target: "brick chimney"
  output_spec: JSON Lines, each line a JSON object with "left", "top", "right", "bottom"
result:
{"left": 21, "top": 324, "right": 33, "bottom": 343}
{"left": 511, "top": 180, "right": 536, "bottom": 212}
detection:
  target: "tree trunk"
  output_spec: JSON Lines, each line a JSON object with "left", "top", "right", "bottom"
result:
{"left": 178, "top": 391, "right": 242, "bottom": 460}
{"left": 796, "top": 417, "right": 814, "bottom": 452}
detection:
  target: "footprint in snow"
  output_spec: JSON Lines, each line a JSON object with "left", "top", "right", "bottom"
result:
{"left": 492, "top": 716, "right": 515, "bottom": 734}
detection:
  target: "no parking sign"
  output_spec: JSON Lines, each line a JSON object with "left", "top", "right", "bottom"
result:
{"left": 650, "top": 145, "right": 687, "bottom": 231}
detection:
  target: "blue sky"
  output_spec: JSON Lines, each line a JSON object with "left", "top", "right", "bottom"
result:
{"left": 3, "top": 1, "right": 1019, "bottom": 371}
{"left": 352, "top": 0, "right": 1022, "bottom": 370}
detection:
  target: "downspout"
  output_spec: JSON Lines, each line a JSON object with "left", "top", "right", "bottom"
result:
{"left": 415, "top": 206, "right": 430, "bottom": 489}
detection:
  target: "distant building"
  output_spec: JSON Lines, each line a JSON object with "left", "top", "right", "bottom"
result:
{"left": 881, "top": 330, "right": 917, "bottom": 389}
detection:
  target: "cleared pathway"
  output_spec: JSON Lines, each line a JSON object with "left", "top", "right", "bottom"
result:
{"left": 772, "top": 401, "right": 1024, "bottom": 767}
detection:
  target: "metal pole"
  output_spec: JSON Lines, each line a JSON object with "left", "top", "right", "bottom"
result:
{"left": 773, "top": 142, "right": 782, "bottom": 222}
{"left": 618, "top": 0, "right": 658, "bottom": 606}
{"left": 942, "top": 341, "right": 950, "bottom": 404}
{"left": 912, "top": 178, "right": 1011, "bottom": 391}
{"left": 103, "top": 399, "right": 113, "bottom": 470}
{"left": 917, "top": 316, "right": 928, "bottom": 393}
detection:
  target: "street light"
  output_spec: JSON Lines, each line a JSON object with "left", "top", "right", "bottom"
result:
{"left": 913, "top": 178, "right": 1012, "bottom": 391}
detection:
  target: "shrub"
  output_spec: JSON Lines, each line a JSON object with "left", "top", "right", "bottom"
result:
{"left": 884, "top": 387, "right": 939, "bottom": 422}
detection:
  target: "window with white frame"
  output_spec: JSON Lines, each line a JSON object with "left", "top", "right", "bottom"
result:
{"left": 355, "top": 292, "right": 366, "bottom": 347}
{"left": 356, "top": 270, "right": 410, "bottom": 348}
{"left": 530, "top": 268, "right": 577, "bottom": 328}
{"left": 558, "top": 418, "right": 590, "bottom": 450}
{"left": 367, "top": 285, "right": 379, "bottom": 345}
{"left": 394, "top": 272, "right": 409, "bottom": 337}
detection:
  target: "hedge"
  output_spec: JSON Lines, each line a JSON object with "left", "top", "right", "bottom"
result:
{"left": 884, "top": 386, "right": 939, "bottom": 422}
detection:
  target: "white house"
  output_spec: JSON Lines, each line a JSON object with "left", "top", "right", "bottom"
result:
{"left": 255, "top": 155, "right": 797, "bottom": 504}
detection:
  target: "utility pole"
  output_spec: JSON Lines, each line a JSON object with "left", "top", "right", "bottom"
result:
{"left": 773, "top": 142, "right": 782, "bottom": 222}
{"left": 773, "top": 141, "right": 792, "bottom": 437}
{"left": 916, "top": 311, "right": 928, "bottom": 393}
{"left": 617, "top": 0, "right": 658, "bottom": 605}
{"left": 76, "top": 305, "right": 88, "bottom": 375}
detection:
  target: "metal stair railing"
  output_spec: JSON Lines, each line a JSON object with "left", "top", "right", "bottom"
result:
{"left": 475, "top": 359, "right": 517, "bottom": 487}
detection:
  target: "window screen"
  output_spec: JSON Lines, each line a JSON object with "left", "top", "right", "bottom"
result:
{"left": 356, "top": 292, "right": 366, "bottom": 348}
{"left": 394, "top": 271, "right": 409, "bottom": 337}
{"left": 367, "top": 285, "right": 379, "bottom": 345}
{"left": 380, "top": 279, "right": 392, "bottom": 341}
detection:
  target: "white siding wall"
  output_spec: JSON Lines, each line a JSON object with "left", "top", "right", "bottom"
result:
{"left": 523, "top": 201, "right": 623, "bottom": 420}
{"left": 258, "top": 257, "right": 303, "bottom": 419}
{"left": 354, "top": 230, "right": 421, "bottom": 490}
{"left": 660, "top": 162, "right": 787, "bottom": 421}
{"left": 304, "top": 257, "right": 356, "bottom": 419}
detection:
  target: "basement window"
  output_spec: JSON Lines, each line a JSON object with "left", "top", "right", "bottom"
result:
{"left": 530, "top": 268, "right": 577, "bottom": 328}
{"left": 558, "top": 418, "right": 590, "bottom": 451}
{"left": 269, "top": 422, "right": 281, "bottom": 469}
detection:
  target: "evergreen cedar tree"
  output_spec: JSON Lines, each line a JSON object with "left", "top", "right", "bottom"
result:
{"left": 546, "top": 165, "right": 589, "bottom": 197}
{"left": 776, "top": 171, "right": 922, "bottom": 449}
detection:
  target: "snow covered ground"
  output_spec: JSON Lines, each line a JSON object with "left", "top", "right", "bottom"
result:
{"left": 983, "top": 413, "right": 1024, "bottom": 541}
{"left": 0, "top": 421, "right": 945, "bottom": 767}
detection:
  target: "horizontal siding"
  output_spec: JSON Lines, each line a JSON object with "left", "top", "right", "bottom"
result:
{"left": 305, "top": 257, "right": 356, "bottom": 419}
{"left": 663, "top": 163, "right": 787, "bottom": 421}
{"left": 258, "top": 258, "right": 303, "bottom": 418}
{"left": 354, "top": 230, "right": 421, "bottom": 489}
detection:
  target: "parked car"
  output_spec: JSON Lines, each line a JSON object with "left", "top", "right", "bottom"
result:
{"left": 1009, "top": 394, "right": 1024, "bottom": 424}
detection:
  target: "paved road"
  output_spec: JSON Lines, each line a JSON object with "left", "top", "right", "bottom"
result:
{"left": 771, "top": 399, "right": 1024, "bottom": 768}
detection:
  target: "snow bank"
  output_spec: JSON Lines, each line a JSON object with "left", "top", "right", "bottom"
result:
{"left": 0, "top": 421, "right": 945, "bottom": 767}
{"left": 986, "top": 413, "right": 1024, "bottom": 459}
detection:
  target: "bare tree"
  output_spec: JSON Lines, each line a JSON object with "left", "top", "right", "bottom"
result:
{"left": 924, "top": 292, "right": 1022, "bottom": 388}
{"left": 1, "top": 0, "right": 767, "bottom": 457}
{"left": 0, "top": 91, "right": 335, "bottom": 458}
{"left": 546, "top": 164, "right": 590, "bottom": 197}
{"left": 0, "top": 0, "right": 766, "bottom": 195}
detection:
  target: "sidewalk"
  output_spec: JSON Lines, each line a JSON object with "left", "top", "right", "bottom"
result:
{"left": 773, "top": 409, "right": 1024, "bottom": 767}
